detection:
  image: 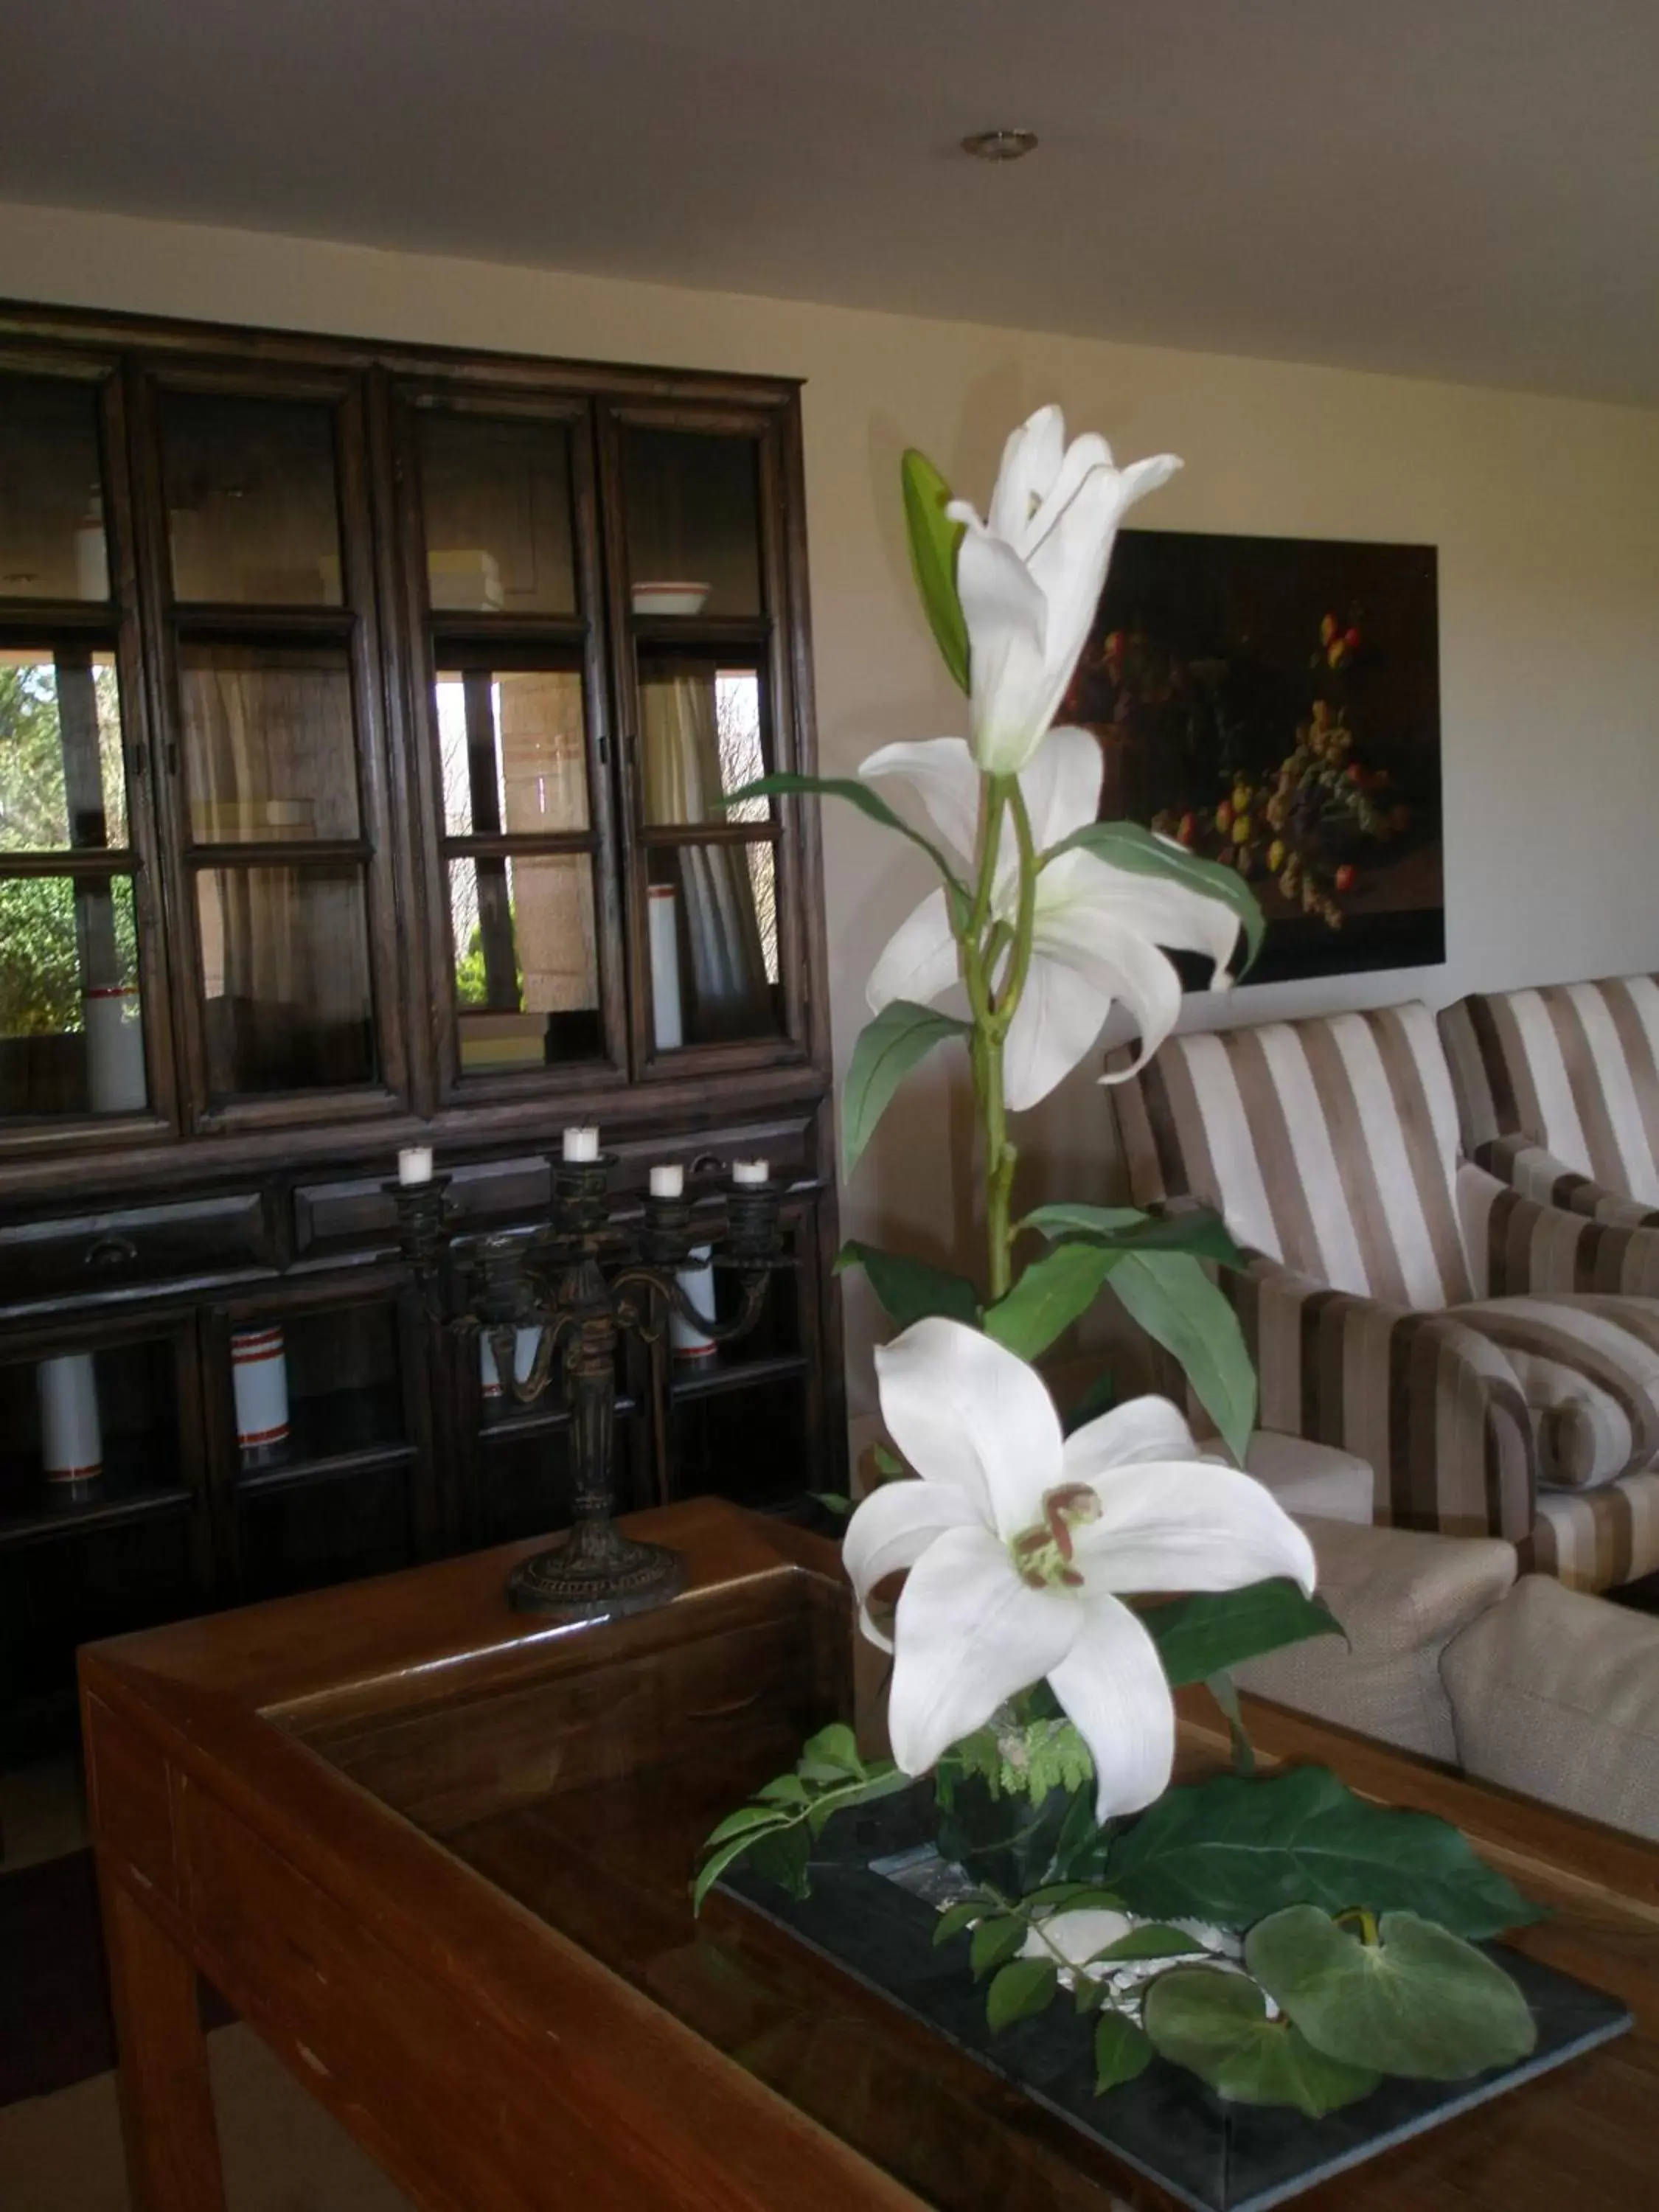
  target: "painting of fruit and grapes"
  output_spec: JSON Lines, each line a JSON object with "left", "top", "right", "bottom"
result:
{"left": 1061, "top": 529, "right": 1444, "bottom": 984}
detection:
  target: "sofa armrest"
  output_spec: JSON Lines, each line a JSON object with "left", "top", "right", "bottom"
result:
{"left": 1228, "top": 1250, "right": 1537, "bottom": 1542}
{"left": 1235, "top": 1516, "right": 1516, "bottom": 1765}
{"left": 1457, "top": 1158, "right": 1659, "bottom": 1298}
{"left": 1471, "top": 1135, "right": 1659, "bottom": 1231}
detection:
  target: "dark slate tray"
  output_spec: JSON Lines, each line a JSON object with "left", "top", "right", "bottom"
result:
{"left": 718, "top": 1785, "right": 1631, "bottom": 2212}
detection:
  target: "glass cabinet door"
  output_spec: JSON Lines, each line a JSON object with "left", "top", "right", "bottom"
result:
{"left": 402, "top": 394, "right": 619, "bottom": 1091}
{"left": 611, "top": 411, "right": 803, "bottom": 1071}
{"left": 148, "top": 374, "right": 401, "bottom": 1119}
{"left": 0, "top": 366, "right": 161, "bottom": 1132}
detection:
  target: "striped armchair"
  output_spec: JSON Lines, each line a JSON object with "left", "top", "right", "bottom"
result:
{"left": 1441, "top": 975, "right": 1659, "bottom": 1235}
{"left": 1107, "top": 1001, "right": 1659, "bottom": 1591}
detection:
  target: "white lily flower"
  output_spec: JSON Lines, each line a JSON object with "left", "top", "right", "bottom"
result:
{"left": 949, "top": 404, "right": 1180, "bottom": 776}
{"left": 861, "top": 725, "right": 1239, "bottom": 1110}
{"left": 844, "top": 1318, "right": 1315, "bottom": 1822}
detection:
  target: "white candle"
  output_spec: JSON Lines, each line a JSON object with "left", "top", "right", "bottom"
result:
{"left": 397, "top": 1145, "right": 434, "bottom": 1186}
{"left": 562, "top": 1126, "right": 600, "bottom": 1163}
{"left": 650, "top": 1164, "right": 684, "bottom": 1200}
{"left": 732, "top": 1159, "right": 768, "bottom": 1186}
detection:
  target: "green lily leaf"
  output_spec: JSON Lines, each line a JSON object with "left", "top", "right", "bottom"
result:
{"left": 984, "top": 1241, "right": 1118, "bottom": 1360}
{"left": 900, "top": 447, "right": 970, "bottom": 692}
{"left": 757, "top": 1774, "right": 811, "bottom": 1806}
{"left": 841, "top": 1001, "right": 973, "bottom": 1178}
{"left": 986, "top": 1956, "right": 1059, "bottom": 2033}
{"left": 1047, "top": 819, "right": 1265, "bottom": 977}
{"left": 725, "top": 771, "right": 967, "bottom": 893}
{"left": 1020, "top": 1882, "right": 1127, "bottom": 1916}
{"left": 1107, "top": 1250, "right": 1256, "bottom": 1464}
{"left": 745, "top": 1823, "right": 811, "bottom": 1901}
{"left": 836, "top": 1238, "right": 981, "bottom": 1330}
{"left": 971, "top": 1914, "right": 1029, "bottom": 1980}
{"left": 699, "top": 1804, "right": 792, "bottom": 1852}
{"left": 1246, "top": 1907, "right": 1537, "bottom": 2081}
{"left": 1143, "top": 1969, "right": 1381, "bottom": 2115}
{"left": 1140, "top": 1581, "right": 1344, "bottom": 1688}
{"left": 1105, "top": 1767, "right": 1544, "bottom": 1940}
{"left": 1094, "top": 2011, "right": 1155, "bottom": 2093}
{"left": 1022, "top": 1202, "right": 1245, "bottom": 1270}
{"left": 692, "top": 1820, "right": 787, "bottom": 1913}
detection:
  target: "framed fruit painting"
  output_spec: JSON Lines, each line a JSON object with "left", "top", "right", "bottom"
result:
{"left": 1061, "top": 529, "right": 1444, "bottom": 984}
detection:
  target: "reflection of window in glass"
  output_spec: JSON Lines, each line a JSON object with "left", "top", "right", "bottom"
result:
{"left": 0, "top": 650, "right": 126, "bottom": 852}
{"left": 195, "top": 866, "right": 375, "bottom": 1094}
{"left": 179, "top": 641, "right": 358, "bottom": 844}
{"left": 715, "top": 671, "right": 767, "bottom": 823}
{"left": 0, "top": 874, "right": 144, "bottom": 1116}
{"left": 0, "top": 372, "right": 108, "bottom": 601}
{"left": 448, "top": 855, "right": 600, "bottom": 1068}
{"left": 434, "top": 672, "right": 588, "bottom": 839}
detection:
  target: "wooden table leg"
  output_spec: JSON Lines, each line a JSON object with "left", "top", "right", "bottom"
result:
{"left": 98, "top": 1865, "right": 228, "bottom": 2212}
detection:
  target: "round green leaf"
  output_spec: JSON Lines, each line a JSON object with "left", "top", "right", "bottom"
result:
{"left": 1144, "top": 1968, "right": 1381, "bottom": 2115}
{"left": 1245, "top": 1907, "right": 1538, "bottom": 2081}
{"left": 970, "top": 1913, "right": 1028, "bottom": 1980}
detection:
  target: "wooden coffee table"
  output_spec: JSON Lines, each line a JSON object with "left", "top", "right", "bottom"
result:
{"left": 81, "top": 1498, "right": 1659, "bottom": 2211}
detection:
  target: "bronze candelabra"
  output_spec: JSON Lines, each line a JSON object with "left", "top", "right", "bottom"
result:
{"left": 389, "top": 1147, "right": 786, "bottom": 1620}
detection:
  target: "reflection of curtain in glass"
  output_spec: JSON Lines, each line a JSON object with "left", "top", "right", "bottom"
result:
{"left": 641, "top": 670, "right": 769, "bottom": 1040}
{"left": 192, "top": 667, "right": 367, "bottom": 1085}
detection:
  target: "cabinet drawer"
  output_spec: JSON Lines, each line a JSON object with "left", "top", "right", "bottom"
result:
{"left": 0, "top": 1191, "right": 276, "bottom": 1310}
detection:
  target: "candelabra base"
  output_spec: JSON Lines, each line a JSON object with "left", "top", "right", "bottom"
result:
{"left": 506, "top": 1525, "right": 685, "bottom": 1621}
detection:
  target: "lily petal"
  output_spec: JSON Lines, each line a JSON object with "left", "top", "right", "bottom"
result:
{"left": 955, "top": 525, "right": 1053, "bottom": 776}
{"left": 874, "top": 1316, "right": 1062, "bottom": 1536}
{"left": 1069, "top": 858, "right": 1242, "bottom": 987}
{"left": 1062, "top": 1395, "right": 1202, "bottom": 1483}
{"left": 842, "top": 1476, "right": 982, "bottom": 1652}
{"left": 1001, "top": 942, "right": 1124, "bottom": 1112}
{"left": 866, "top": 887, "right": 960, "bottom": 1015}
{"left": 1016, "top": 724, "right": 1105, "bottom": 855}
{"left": 859, "top": 737, "right": 981, "bottom": 864}
{"left": 1048, "top": 1591, "right": 1178, "bottom": 1820}
{"left": 886, "top": 1523, "right": 1077, "bottom": 1778}
{"left": 984, "top": 405, "right": 1066, "bottom": 549}
{"left": 1073, "top": 1461, "right": 1318, "bottom": 1598}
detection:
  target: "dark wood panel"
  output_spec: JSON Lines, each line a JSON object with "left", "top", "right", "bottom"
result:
{"left": 0, "top": 1189, "right": 277, "bottom": 1307}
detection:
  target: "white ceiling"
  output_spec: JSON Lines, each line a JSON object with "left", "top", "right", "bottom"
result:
{"left": 5, "top": 0, "right": 1656, "bottom": 405}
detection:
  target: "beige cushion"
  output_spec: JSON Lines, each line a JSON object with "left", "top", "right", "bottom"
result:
{"left": 1235, "top": 1517, "right": 1517, "bottom": 1764}
{"left": 1442, "top": 1573, "right": 1659, "bottom": 1841}
{"left": 1245, "top": 1432, "right": 1374, "bottom": 1524}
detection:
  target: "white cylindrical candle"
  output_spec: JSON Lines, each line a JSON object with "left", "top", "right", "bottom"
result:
{"left": 649, "top": 1163, "right": 684, "bottom": 1200}
{"left": 83, "top": 987, "right": 147, "bottom": 1114}
{"left": 648, "top": 883, "right": 684, "bottom": 1051}
{"left": 232, "top": 1325, "right": 290, "bottom": 1462}
{"left": 397, "top": 1145, "right": 434, "bottom": 1186}
{"left": 74, "top": 515, "right": 109, "bottom": 602}
{"left": 38, "top": 1352, "right": 102, "bottom": 1484}
{"left": 480, "top": 1325, "right": 542, "bottom": 1404}
{"left": 562, "top": 1126, "right": 600, "bottom": 1162}
{"left": 732, "top": 1159, "right": 769, "bottom": 1186}
{"left": 670, "top": 1246, "right": 718, "bottom": 1362}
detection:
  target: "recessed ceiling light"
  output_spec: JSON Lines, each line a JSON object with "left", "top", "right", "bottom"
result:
{"left": 961, "top": 128, "right": 1038, "bottom": 164}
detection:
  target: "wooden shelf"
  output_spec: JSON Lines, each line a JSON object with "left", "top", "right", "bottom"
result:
{"left": 670, "top": 1351, "right": 808, "bottom": 1403}
{"left": 234, "top": 1440, "right": 417, "bottom": 1498}
{"left": 0, "top": 1452, "right": 195, "bottom": 1552}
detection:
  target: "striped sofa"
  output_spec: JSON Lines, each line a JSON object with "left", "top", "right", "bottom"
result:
{"left": 1107, "top": 1001, "right": 1659, "bottom": 1591}
{"left": 1441, "top": 975, "right": 1659, "bottom": 1238}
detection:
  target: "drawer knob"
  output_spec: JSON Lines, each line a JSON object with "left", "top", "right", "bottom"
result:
{"left": 83, "top": 1234, "right": 139, "bottom": 1270}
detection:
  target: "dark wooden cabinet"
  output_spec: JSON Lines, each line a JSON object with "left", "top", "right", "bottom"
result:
{"left": 0, "top": 300, "right": 842, "bottom": 1748}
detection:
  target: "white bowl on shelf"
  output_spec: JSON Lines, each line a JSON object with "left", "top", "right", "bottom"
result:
{"left": 631, "top": 579, "right": 711, "bottom": 616}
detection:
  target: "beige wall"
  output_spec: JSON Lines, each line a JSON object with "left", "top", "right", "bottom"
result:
{"left": 7, "top": 202, "right": 1658, "bottom": 1423}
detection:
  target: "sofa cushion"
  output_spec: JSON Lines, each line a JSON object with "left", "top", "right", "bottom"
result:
{"left": 1442, "top": 1573, "right": 1659, "bottom": 1842}
{"left": 1441, "top": 977, "right": 1659, "bottom": 1205}
{"left": 1244, "top": 1432, "right": 1374, "bottom": 1524}
{"left": 1450, "top": 1294, "right": 1659, "bottom": 1487}
{"left": 1108, "top": 1002, "right": 1474, "bottom": 1309}
{"left": 1234, "top": 1516, "right": 1517, "bottom": 1765}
